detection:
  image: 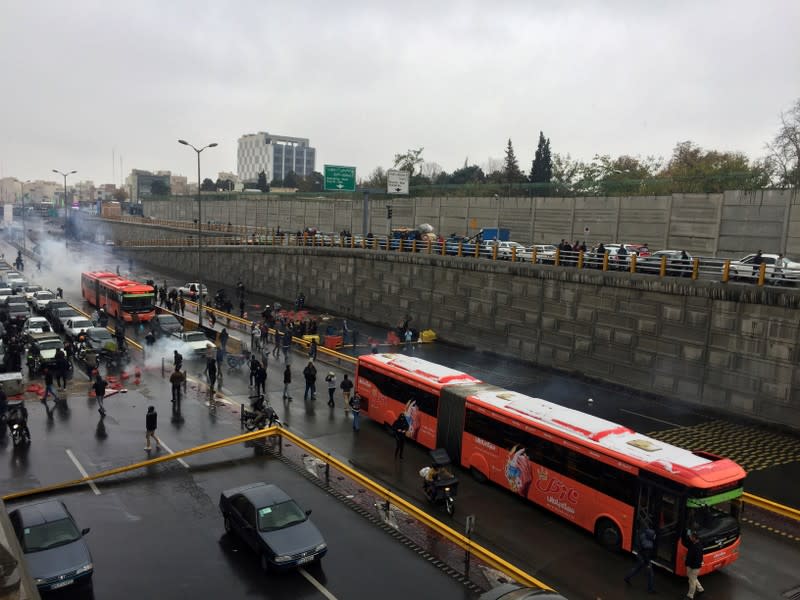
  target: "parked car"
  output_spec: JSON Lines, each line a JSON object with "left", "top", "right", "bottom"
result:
{"left": 23, "top": 285, "right": 43, "bottom": 301}
{"left": 0, "top": 287, "right": 14, "bottom": 303}
{"left": 8, "top": 499, "right": 93, "bottom": 593}
{"left": 32, "top": 290, "right": 57, "bottom": 313}
{"left": 178, "top": 283, "right": 208, "bottom": 299}
{"left": 151, "top": 313, "right": 183, "bottom": 338}
{"left": 63, "top": 317, "right": 95, "bottom": 341}
{"left": 180, "top": 330, "right": 210, "bottom": 359}
{"left": 23, "top": 316, "right": 54, "bottom": 340}
{"left": 481, "top": 241, "right": 532, "bottom": 261}
{"left": 729, "top": 253, "right": 800, "bottom": 285}
{"left": 26, "top": 332, "right": 65, "bottom": 375}
{"left": 219, "top": 482, "right": 327, "bottom": 571}
{"left": 532, "top": 244, "right": 558, "bottom": 264}
{"left": 637, "top": 250, "right": 693, "bottom": 277}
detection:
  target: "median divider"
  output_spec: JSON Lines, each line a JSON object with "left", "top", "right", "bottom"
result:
{"left": 1, "top": 427, "right": 553, "bottom": 592}
{"left": 743, "top": 492, "right": 800, "bottom": 522}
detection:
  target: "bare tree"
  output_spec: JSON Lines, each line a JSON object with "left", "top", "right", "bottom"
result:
{"left": 420, "top": 161, "right": 443, "bottom": 180}
{"left": 766, "top": 99, "right": 800, "bottom": 188}
{"left": 393, "top": 147, "right": 425, "bottom": 177}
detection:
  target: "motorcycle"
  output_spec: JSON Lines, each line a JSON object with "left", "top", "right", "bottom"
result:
{"left": 6, "top": 402, "right": 31, "bottom": 447}
{"left": 242, "top": 395, "right": 282, "bottom": 431}
{"left": 421, "top": 448, "right": 459, "bottom": 516}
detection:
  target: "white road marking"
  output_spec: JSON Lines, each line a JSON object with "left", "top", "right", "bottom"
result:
{"left": 157, "top": 440, "right": 190, "bottom": 468}
{"left": 619, "top": 408, "right": 682, "bottom": 428}
{"left": 298, "top": 568, "right": 338, "bottom": 600}
{"left": 65, "top": 449, "right": 101, "bottom": 495}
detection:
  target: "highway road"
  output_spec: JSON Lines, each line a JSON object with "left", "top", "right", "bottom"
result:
{"left": 2, "top": 232, "right": 799, "bottom": 599}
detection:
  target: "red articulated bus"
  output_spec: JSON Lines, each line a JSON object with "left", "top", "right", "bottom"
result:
{"left": 80, "top": 271, "right": 156, "bottom": 323}
{"left": 356, "top": 353, "right": 745, "bottom": 576}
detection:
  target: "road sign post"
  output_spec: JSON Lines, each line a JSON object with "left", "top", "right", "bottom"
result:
{"left": 324, "top": 165, "right": 356, "bottom": 192}
{"left": 386, "top": 169, "right": 410, "bottom": 195}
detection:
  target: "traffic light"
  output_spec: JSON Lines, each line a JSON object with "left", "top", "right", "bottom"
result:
{"left": 387, "top": 206, "right": 393, "bottom": 219}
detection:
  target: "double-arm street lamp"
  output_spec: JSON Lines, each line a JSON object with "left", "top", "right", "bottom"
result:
{"left": 178, "top": 139, "right": 217, "bottom": 327}
{"left": 52, "top": 169, "right": 77, "bottom": 209}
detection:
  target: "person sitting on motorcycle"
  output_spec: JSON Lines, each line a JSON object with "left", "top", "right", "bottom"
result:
{"left": 6, "top": 401, "right": 30, "bottom": 441}
{"left": 420, "top": 465, "right": 453, "bottom": 500}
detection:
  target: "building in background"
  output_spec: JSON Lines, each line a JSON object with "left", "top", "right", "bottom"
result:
{"left": 73, "top": 180, "right": 96, "bottom": 204}
{"left": 170, "top": 174, "right": 189, "bottom": 195}
{"left": 126, "top": 169, "right": 172, "bottom": 202}
{"left": 237, "top": 132, "right": 316, "bottom": 184}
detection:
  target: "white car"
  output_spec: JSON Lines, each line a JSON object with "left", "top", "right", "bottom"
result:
{"left": 0, "top": 287, "right": 14, "bottom": 303}
{"left": 729, "top": 253, "right": 800, "bottom": 285}
{"left": 23, "top": 316, "right": 53, "bottom": 338}
{"left": 64, "top": 316, "right": 95, "bottom": 340}
{"left": 532, "top": 244, "right": 558, "bottom": 264}
{"left": 33, "top": 290, "right": 57, "bottom": 313}
{"left": 178, "top": 283, "right": 208, "bottom": 299}
{"left": 23, "top": 285, "right": 43, "bottom": 301}
{"left": 481, "top": 241, "right": 532, "bottom": 261}
{"left": 180, "top": 330, "right": 211, "bottom": 359}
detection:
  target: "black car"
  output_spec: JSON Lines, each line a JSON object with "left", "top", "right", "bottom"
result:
{"left": 44, "top": 299, "right": 70, "bottom": 323}
{"left": 27, "top": 332, "right": 67, "bottom": 376}
{"left": 85, "top": 327, "right": 117, "bottom": 353}
{"left": 2, "top": 299, "right": 29, "bottom": 324}
{"left": 151, "top": 313, "right": 183, "bottom": 338}
{"left": 51, "top": 307, "right": 80, "bottom": 333}
{"left": 219, "top": 482, "right": 327, "bottom": 571}
{"left": 8, "top": 499, "right": 93, "bottom": 593}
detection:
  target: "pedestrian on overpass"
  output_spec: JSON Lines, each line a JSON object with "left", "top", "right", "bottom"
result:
{"left": 144, "top": 406, "right": 162, "bottom": 452}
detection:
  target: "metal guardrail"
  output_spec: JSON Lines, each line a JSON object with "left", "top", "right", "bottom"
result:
{"left": 0, "top": 427, "right": 552, "bottom": 591}
{"left": 743, "top": 492, "right": 800, "bottom": 522}
{"left": 108, "top": 216, "right": 797, "bottom": 289}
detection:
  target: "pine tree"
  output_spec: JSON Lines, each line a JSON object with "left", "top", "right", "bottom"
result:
{"left": 530, "top": 131, "right": 554, "bottom": 184}
{"left": 257, "top": 170, "right": 269, "bottom": 192}
{"left": 503, "top": 139, "right": 524, "bottom": 183}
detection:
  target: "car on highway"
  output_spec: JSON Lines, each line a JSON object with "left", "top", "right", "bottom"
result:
{"left": 2, "top": 296, "right": 29, "bottom": 324}
{"left": 53, "top": 307, "right": 81, "bottom": 333}
{"left": 32, "top": 290, "right": 57, "bottom": 313}
{"left": 23, "top": 284, "right": 43, "bottom": 301}
{"left": 8, "top": 499, "right": 93, "bottom": 593}
{"left": 85, "top": 327, "right": 117, "bottom": 353}
{"left": 729, "top": 252, "right": 800, "bottom": 285}
{"left": 9, "top": 279, "right": 28, "bottom": 293}
{"left": 63, "top": 316, "right": 95, "bottom": 341}
{"left": 179, "top": 330, "right": 210, "bottom": 359}
{"left": 151, "top": 313, "right": 183, "bottom": 338}
{"left": 480, "top": 241, "right": 532, "bottom": 261}
{"left": 0, "top": 287, "right": 14, "bottom": 303}
{"left": 43, "top": 299, "right": 70, "bottom": 322}
{"left": 178, "top": 283, "right": 208, "bottom": 299}
{"left": 219, "top": 482, "right": 327, "bottom": 572}
{"left": 531, "top": 244, "right": 558, "bottom": 264}
{"left": 26, "top": 332, "right": 65, "bottom": 375}
{"left": 636, "top": 250, "right": 693, "bottom": 277}
{"left": 23, "top": 316, "right": 54, "bottom": 340}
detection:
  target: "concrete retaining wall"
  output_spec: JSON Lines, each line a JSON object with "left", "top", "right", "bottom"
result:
{"left": 111, "top": 226, "right": 800, "bottom": 430}
{"left": 142, "top": 189, "right": 800, "bottom": 258}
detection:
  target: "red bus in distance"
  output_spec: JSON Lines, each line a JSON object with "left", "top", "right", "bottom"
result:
{"left": 355, "top": 353, "right": 745, "bottom": 576}
{"left": 80, "top": 271, "right": 156, "bottom": 323}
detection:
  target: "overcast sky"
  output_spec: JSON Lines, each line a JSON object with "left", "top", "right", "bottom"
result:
{"left": 1, "top": 0, "right": 798, "bottom": 186}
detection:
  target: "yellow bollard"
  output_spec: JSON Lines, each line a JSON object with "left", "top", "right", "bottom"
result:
{"left": 758, "top": 262, "right": 767, "bottom": 286}
{"left": 511, "top": 246, "right": 517, "bottom": 262}
{"left": 474, "top": 243, "right": 479, "bottom": 259}
{"left": 692, "top": 257, "right": 700, "bottom": 280}
{"left": 492, "top": 245, "right": 498, "bottom": 261}
{"left": 555, "top": 248, "right": 561, "bottom": 267}
{"left": 577, "top": 251, "right": 583, "bottom": 269}
{"left": 602, "top": 253, "right": 609, "bottom": 271}
{"left": 427, "top": 239, "right": 432, "bottom": 254}
{"left": 722, "top": 259, "right": 730, "bottom": 283}
{"left": 412, "top": 239, "right": 417, "bottom": 253}
{"left": 660, "top": 255, "right": 667, "bottom": 278}
{"left": 532, "top": 247, "right": 538, "bottom": 264}
{"left": 458, "top": 241, "right": 463, "bottom": 257}
{"left": 630, "top": 254, "right": 637, "bottom": 273}
{"left": 399, "top": 238, "right": 404, "bottom": 252}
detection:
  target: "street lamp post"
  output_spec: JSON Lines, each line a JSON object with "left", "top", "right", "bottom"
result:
{"left": 178, "top": 139, "right": 218, "bottom": 327}
{"left": 52, "top": 169, "right": 77, "bottom": 210}
{"left": 16, "top": 181, "right": 27, "bottom": 251}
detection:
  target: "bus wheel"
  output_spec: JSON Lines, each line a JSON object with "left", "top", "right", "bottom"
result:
{"left": 595, "top": 518, "right": 621, "bottom": 551}
{"left": 470, "top": 467, "right": 487, "bottom": 483}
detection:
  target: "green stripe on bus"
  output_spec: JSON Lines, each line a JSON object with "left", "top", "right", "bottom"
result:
{"left": 686, "top": 487, "right": 743, "bottom": 507}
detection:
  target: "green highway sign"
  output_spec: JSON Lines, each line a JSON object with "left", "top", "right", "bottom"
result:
{"left": 324, "top": 164, "right": 356, "bottom": 192}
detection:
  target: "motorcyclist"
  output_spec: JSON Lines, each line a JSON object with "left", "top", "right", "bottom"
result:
{"left": 420, "top": 464, "right": 453, "bottom": 501}
{"left": 6, "top": 401, "right": 30, "bottom": 441}
{"left": 250, "top": 395, "right": 279, "bottom": 429}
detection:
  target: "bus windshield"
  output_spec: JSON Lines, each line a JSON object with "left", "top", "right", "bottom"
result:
{"left": 686, "top": 488, "right": 742, "bottom": 539}
{"left": 121, "top": 294, "right": 155, "bottom": 311}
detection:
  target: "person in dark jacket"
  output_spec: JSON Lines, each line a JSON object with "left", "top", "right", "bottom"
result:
{"left": 169, "top": 366, "right": 185, "bottom": 404}
{"left": 392, "top": 413, "right": 410, "bottom": 459}
{"left": 283, "top": 364, "right": 292, "bottom": 401}
{"left": 93, "top": 373, "right": 108, "bottom": 416}
{"left": 349, "top": 394, "right": 361, "bottom": 432}
{"left": 144, "top": 406, "right": 162, "bottom": 451}
{"left": 624, "top": 527, "right": 656, "bottom": 592}
{"left": 303, "top": 360, "right": 317, "bottom": 401}
{"left": 249, "top": 355, "right": 260, "bottom": 387}
{"left": 254, "top": 363, "right": 267, "bottom": 396}
{"left": 684, "top": 531, "right": 705, "bottom": 598}
{"left": 41, "top": 369, "right": 59, "bottom": 416}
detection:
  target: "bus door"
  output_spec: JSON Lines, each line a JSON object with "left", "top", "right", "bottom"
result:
{"left": 636, "top": 480, "right": 682, "bottom": 571}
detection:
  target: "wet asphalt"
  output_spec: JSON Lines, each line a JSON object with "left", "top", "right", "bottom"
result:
{"left": 1, "top": 235, "right": 799, "bottom": 600}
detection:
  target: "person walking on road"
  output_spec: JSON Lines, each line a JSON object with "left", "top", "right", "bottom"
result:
{"left": 624, "top": 527, "right": 656, "bottom": 593}
{"left": 281, "top": 330, "right": 291, "bottom": 362}
{"left": 325, "top": 371, "right": 336, "bottom": 406}
{"left": 684, "top": 531, "right": 705, "bottom": 599}
{"left": 283, "top": 364, "right": 292, "bottom": 401}
{"left": 179, "top": 296, "right": 186, "bottom": 316}
{"left": 92, "top": 373, "right": 108, "bottom": 417}
{"left": 41, "top": 369, "right": 59, "bottom": 416}
{"left": 272, "top": 329, "right": 282, "bottom": 359}
{"left": 340, "top": 374, "right": 353, "bottom": 413}
{"left": 54, "top": 349, "right": 69, "bottom": 389}
{"left": 349, "top": 394, "right": 361, "bottom": 432}
{"left": 303, "top": 360, "right": 317, "bottom": 401}
{"left": 170, "top": 365, "right": 185, "bottom": 404}
{"left": 249, "top": 354, "right": 260, "bottom": 387}
{"left": 392, "top": 413, "right": 410, "bottom": 459}
{"left": 205, "top": 357, "right": 218, "bottom": 392}
{"left": 220, "top": 328, "right": 229, "bottom": 351}
{"left": 254, "top": 362, "right": 267, "bottom": 396}
{"left": 309, "top": 338, "right": 318, "bottom": 360}
{"left": 144, "top": 406, "right": 162, "bottom": 452}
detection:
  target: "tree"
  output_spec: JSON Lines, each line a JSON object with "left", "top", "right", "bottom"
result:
{"left": 112, "top": 188, "right": 128, "bottom": 202}
{"left": 449, "top": 164, "right": 485, "bottom": 184}
{"left": 420, "top": 161, "right": 443, "bottom": 180}
{"left": 530, "top": 131, "right": 553, "bottom": 185}
{"left": 766, "top": 98, "right": 800, "bottom": 188}
{"left": 502, "top": 139, "right": 525, "bottom": 183}
{"left": 363, "top": 166, "right": 387, "bottom": 188}
{"left": 257, "top": 171, "right": 269, "bottom": 192}
{"left": 393, "top": 147, "right": 424, "bottom": 177}
{"left": 200, "top": 178, "right": 215, "bottom": 192}
{"left": 150, "top": 180, "right": 170, "bottom": 196}
{"left": 215, "top": 178, "right": 235, "bottom": 192}
{"left": 658, "top": 141, "right": 769, "bottom": 192}
{"left": 283, "top": 170, "right": 298, "bottom": 189}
